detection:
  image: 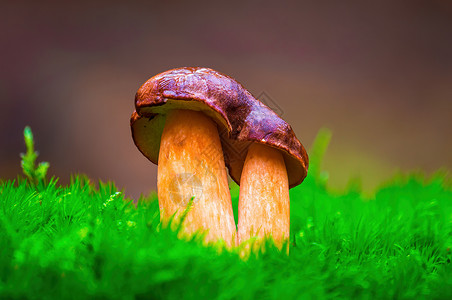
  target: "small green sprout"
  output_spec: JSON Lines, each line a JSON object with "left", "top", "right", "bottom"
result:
{"left": 20, "top": 126, "right": 49, "bottom": 185}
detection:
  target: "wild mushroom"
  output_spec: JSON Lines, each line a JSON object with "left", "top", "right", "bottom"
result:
{"left": 225, "top": 98, "right": 309, "bottom": 251}
{"left": 130, "top": 67, "right": 308, "bottom": 249}
{"left": 130, "top": 67, "right": 241, "bottom": 246}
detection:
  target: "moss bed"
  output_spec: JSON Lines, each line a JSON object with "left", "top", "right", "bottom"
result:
{"left": 0, "top": 128, "right": 451, "bottom": 299}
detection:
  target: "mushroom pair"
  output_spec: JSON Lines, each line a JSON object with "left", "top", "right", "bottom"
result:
{"left": 131, "top": 67, "right": 308, "bottom": 249}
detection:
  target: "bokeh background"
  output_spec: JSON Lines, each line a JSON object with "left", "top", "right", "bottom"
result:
{"left": 1, "top": 0, "right": 451, "bottom": 199}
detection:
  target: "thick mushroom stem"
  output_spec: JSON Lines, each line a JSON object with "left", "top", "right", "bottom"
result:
{"left": 157, "top": 109, "right": 236, "bottom": 246}
{"left": 238, "top": 143, "right": 290, "bottom": 250}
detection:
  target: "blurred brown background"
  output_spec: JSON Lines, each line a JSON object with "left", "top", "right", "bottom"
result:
{"left": 1, "top": 0, "right": 451, "bottom": 199}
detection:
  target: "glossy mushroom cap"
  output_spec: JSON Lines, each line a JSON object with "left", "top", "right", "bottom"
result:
{"left": 130, "top": 67, "right": 309, "bottom": 188}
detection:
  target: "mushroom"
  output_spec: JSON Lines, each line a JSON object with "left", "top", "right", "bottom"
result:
{"left": 130, "top": 67, "right": 308, "bottom": 249}
{"left": 226, "top": 97, "right": 309, "bottom": 251}
{"left": 130, "top": 68, "right": 239, "bottom": 246}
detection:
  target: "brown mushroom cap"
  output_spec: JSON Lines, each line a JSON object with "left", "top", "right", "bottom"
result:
{"left": 130, "top": 67, "right": 308, "bottom": 188}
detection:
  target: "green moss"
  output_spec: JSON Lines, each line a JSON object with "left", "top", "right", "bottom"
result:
{"left": 0, "top": 128, "right": 450, "bottom": 299}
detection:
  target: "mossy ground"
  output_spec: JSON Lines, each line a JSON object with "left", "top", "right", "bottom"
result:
{"left": 0, "top": 129, "right": 451, "bottom": 299}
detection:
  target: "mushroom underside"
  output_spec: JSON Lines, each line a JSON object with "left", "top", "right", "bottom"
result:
{"left": 131, "top": 99, "right": 305, "bottom": 188}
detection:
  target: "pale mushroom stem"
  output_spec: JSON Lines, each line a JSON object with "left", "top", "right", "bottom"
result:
{"left": 157, "top": 109, "right": 237, "bottom": 246}
{"left": 238, "top": 142, "right": 290, "bottom": 251}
